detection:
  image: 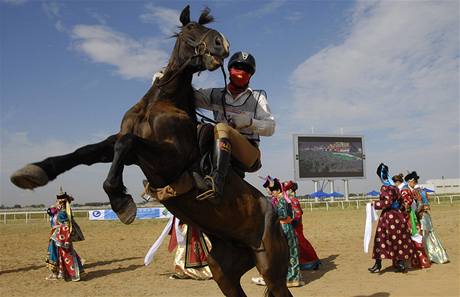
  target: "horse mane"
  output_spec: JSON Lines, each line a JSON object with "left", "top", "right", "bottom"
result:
{"left": 198, "top": 7, "right": 214, "bottom": 25}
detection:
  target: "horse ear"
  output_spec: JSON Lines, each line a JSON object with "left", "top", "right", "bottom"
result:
{"left": 198, "top": 7, "right": 214, "bottom": 25}
{"left": 180, "top": 5, "right": 191, "bottom": 26}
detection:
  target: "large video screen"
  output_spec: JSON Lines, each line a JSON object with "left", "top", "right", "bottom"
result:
{"left": 293, "top": 135, "right": 365, "bottom": 179}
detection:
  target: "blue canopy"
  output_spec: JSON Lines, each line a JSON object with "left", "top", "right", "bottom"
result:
{"left": 309, "top": 190, "right": 329, "bottom": 198}
{"left": 329, "top": 191, "right": 344, "bottom": 197}
{"left": 367, "top": 190, "right": 380, "bottom": 196}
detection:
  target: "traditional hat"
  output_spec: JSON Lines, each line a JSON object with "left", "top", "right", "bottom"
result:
{"left": 262, "top": 175, "right": 274, "bottom": 189}
{"left": 392, "top": 173, "right": 404, "bottom": 183}
{"left": 283, "top": 180, "right": 298, "bottom": 192}
{"left": 404, "top": 171, "right": 420, "bottom": 182}
{"left": 56, "top": 187, "right": 74, "bottom": 202}
{"left": 376, "top": 163, "right": 389, "bottom": 180}
{"left": 268, "top": 178, "right": 282, "bottom": 192}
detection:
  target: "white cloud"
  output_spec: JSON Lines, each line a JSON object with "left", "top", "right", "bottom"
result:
{"left": 54, "top": 19, "right": 66, "bottom": 32}
{"left": 285, "top": 11, "right": 303, "bottom": 22}
{"left": 39, "top": 3, "right": 173, "bottom": 80}
{"left": 243, "top": 0, "right": 287, "bottom": 18}
{"left": 139, "top": 4, "right": 180, "bottom": 36}
{"left": 288, "top": 1, "right": 459, "bottom": 187}
{"left": 42, "top": 2, "right": 61, "bottom": 18}
{"left": 71, "top": 25, "right": 169, "bottom": 80}
{"left": 87, "top": 9, "right": 109, "bottom": 25}
{"left": 2, "top": 0, "right": 26, "bottom": 5}
{"left": 291, "top": 1, "right": 458, "bottom": 130}
{"left": 42, "top": 2, "right": 67, "bottom": 32}
{"left": 0, "top": 130, "right": 145, "bottom": 206}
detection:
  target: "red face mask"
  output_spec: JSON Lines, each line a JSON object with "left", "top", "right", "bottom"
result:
{"left": 229, "top": 67, "right": 251, "bottom": 88}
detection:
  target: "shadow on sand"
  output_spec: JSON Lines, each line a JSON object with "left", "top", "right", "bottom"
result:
{"left": 301, "top": 254, "right": 338, "bottom": 284}
{"left": 83, "top": 256, "right": 142, "bottom": 269}
{"left": 83, "top": 264, "right": 144, "bottom": 281}
{"left": 81, "top": 256, "right": 144, "bottom": 281}
{"left": 0, "top": 264, "right": 44, "bottom": 275}
{"left": 354, "top": 293, "right": 390, "bottom": 297}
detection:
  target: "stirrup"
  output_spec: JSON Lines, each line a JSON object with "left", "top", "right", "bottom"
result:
{"left": 195, "top": 175, "right": 216, "bottom": 201}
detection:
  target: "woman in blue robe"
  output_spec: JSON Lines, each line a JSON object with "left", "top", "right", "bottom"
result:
{"left": 415, "top": 186, "right": 449, "bottom": 264}
{"left": 267, "top": 178, "right": 304, "bottom": 287}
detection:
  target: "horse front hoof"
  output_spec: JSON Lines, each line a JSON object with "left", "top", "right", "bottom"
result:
{"left": 10, "top": 164, "right": 49, "bottom": 189}
{"left": 116, "top": 197, "right": 137, "bottom": 225}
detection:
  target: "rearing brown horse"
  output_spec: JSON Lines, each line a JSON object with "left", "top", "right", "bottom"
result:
{"left": 10, "top": 6, "right": 292, "bottom": 297}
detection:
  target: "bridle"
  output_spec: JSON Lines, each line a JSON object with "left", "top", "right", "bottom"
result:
{"left": 156, "top": 27, "right": 230, "bottom": 123}
{"left": 189, "top": 30, "right": 230, "bottom": 122}
{"left": 156, "top": 28, "right": 216, "bottom": 88}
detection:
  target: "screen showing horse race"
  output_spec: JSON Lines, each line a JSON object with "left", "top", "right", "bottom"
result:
{"left": 293, "top": 135, "right": 365, "bottom": 179}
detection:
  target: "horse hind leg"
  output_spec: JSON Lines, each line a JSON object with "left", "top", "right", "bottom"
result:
{"left": 10, "top": 134, "right": 118, "bottom": 189}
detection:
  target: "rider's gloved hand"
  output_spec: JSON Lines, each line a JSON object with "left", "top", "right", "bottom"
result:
{"left": 230, "top": 113, "right": 252, "bottom": 129}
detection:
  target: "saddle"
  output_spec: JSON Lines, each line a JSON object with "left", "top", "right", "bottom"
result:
{"left": 196, "top": 123, "right": 260, "bottom": 178}
{"left": 141, "top": 123, "right": 258, "bottom": 202}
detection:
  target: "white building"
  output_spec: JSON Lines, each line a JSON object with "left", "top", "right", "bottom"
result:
{"left": 419, "top": 178, "right": 460, "bottom": 194}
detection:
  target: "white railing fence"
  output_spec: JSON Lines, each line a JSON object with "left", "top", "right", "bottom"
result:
{"left": 299, "top": 194, "right": 460, "bottom": 211}
{"left": 1, "top": 195, "right": 459, "bottom": 224}
{"left": 0, "top": 210, "right": 90, "bottom": 224}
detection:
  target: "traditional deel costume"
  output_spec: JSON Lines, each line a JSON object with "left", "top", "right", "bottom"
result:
{"left": 144, "top": 215, "right": 212, "bottom": 280}
{"left": 284, "top": 181, "right": 320, "bottom": 270}
{"left": 369, "top": 164, "right": 415, "bottom": 273}
{"left": 45, "top": 191, "right": 84, "bottom": 281}
{"left": 414, "top": 186, "right": 449, "bottom": 264}
{"left": 400, "top": 171, "right": 431, "bottom": 269}
{"left": 268, "top": 179, "right": 303, "bottom": 287}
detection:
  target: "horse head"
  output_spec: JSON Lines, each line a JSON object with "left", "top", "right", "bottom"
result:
{"left": 166, "top": 6, "right": 230, "bottom": 76}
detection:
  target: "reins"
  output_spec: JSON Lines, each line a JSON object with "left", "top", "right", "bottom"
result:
{"left": 196, "top": 65, "right": 228, "bottom": 124}
{"left": 219, "top": 65, "right": 230, "bottom": 122}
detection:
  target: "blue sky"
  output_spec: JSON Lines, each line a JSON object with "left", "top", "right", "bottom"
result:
{"left": 1, "top": 0, "right": 459, "bottom": 206}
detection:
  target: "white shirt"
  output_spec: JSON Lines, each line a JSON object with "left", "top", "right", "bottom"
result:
{"left": 194, "top": 87, "right": 276, "bottom": 137}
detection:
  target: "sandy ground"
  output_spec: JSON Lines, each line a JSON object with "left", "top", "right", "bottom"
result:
{"left": 1, "top": 204, "right": 458, "bottom": 297}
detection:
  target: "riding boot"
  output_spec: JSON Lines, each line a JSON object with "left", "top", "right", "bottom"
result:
{"left": 205, "top": 138, "right": 231, "bottom": 204}
{"left": 368, "top": 259, "right": 382, "bottom": 273}
{"left": 395, "top": 260, "right": 406, "bottom": 273}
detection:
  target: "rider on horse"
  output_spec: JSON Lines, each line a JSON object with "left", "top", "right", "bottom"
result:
{"left": 194, "top": 51, "right": 275, "bottom": 203}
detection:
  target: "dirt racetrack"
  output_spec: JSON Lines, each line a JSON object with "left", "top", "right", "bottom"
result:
{"left": 1, "top": 204, "right": 459, "bottom": 297}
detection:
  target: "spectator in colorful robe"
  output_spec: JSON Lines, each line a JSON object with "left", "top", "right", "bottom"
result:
{"left": 400, "top": 171, "right": 431, "bottom": 269}
{"left": 45, "top": 190, "right": 84, "bottom": 281}
{"left": 368, "top": 164, "right": 414, "bottom": 273}
{"left": 142, "top": 182, "right": 212, "bottom": 280}
{"left": 414, "top": 183, "right": 449, "bottom": 264}
{"left": 283, "top": 180, "right": 321, "bottom": 271}
{"left": 168, "top": 218, "right": 212, "bottom": 280}
{"left": 269, "top": 178, "right": 304, "bottom": 287}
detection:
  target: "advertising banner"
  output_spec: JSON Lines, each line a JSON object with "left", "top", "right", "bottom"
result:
{"left": 89, "top": 207, "right": 171, "bottom": 221}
